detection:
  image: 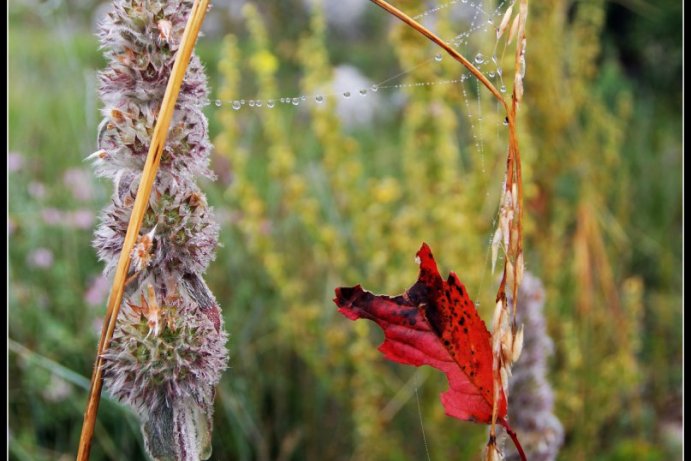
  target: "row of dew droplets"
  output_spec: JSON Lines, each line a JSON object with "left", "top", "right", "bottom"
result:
{"left": 213, "top": 0, "right": 511, "bottom": 111}
{"left": 215, "top": 84, "right": 381, "bottom": 110}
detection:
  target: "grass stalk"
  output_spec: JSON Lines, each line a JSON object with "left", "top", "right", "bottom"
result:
{"left": 368, "top": 0, "right": 508, "bottom": 111}
{"left": 367, "top": 1, "right": 528, "bottom": 460}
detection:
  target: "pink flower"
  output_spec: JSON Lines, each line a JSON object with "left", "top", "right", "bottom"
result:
{"left": 84, "top": 274, "right": 110, "bottom": 307}
{"left": 28, "top": 182, "right": 46, "bottom": 199}
{"left": 7, "top": 152, "right": 24, "bottom": 173}
{"left": 68, "top": 209, "right": 95, "bottom": 229}
{"left": 27, "top": 248, "right": 54, "bottom": 268}
{"left": 41, "top": 208, "right": 63, "bottom": 225}
{"left": 63, "top": 168, "right": 95, "bottom": 202}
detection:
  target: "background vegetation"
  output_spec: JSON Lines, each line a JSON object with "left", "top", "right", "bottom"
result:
{"left": 8, "top": 0, "right": 681, "bottom": 460}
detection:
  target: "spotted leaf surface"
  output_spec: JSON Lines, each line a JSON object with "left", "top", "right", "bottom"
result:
{"left": 334, "top": 243, "right": 506, "bottom": 424}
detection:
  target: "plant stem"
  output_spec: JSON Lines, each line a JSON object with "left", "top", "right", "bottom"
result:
{"left": 368, "top": 2, "right": 528, "bottom": 461}
{"left": 368, "top": 0, "right": 508, "bottom": 112}
{"left": 499, "top": 418, "right": 527, "bottom": 461}
{"left": 76, "top": 1, "right": 210, "bottom": 459}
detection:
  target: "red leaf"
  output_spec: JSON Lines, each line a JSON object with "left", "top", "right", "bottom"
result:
{"left": 334, "top": 243, "right": 507, "bottom": 424}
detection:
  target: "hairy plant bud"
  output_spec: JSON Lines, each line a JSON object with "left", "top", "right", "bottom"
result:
{"left": 502, "top": 273, "right": 563, "bottom": 461}
{"left": 91, "top": 1, "right": 228, "bottom": 459}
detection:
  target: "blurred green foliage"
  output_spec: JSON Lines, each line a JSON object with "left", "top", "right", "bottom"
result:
{"left": 8, "top": 0, "right": 681, "bottom": 460}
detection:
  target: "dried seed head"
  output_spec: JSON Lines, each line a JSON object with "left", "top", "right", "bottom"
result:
{"left": 492, "top": 299, "right": 505, "bottom": 354}
{"left": 508, "top": 14, "right": 520, "bottom": 45}
{"left": 516, "top": 252, "right": 525, "bottom": 287}
{"left": 491, "top": 226, "right": 503, "bottom": 274}
{"left": 514, "top": 73, "right": 524, "bottom": 103}
{"left": 500, "top": 365, "right": 510, "bottom": 393}
{"left": 497, "top": 5, "right": 514, "bottom": 40}
{"left": 511, "top": 323, "right": 524, "bottom": 363}
{"left": 501, "top": 326, "right": 514, "bottom": 364}
{"left": 486, "top": 436, "right": 504, "bottom": 461}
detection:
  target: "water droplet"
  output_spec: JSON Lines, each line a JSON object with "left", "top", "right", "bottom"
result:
{"left": 500, "top": 85, "right": 507, "bottom": 93}
{"left": 267, "top": 100, "right": 275, "bottom": 108}
{"left": 255, "top": 100, "right": 263, "bottom": 107}
{"left": 232, "top": 101, "right": 241, "bottom": 110}
{"left": 488, "top": 71, "right": 496, "bottom": 78}
{"left": 301, "top": 95, "right": 307, "bottom": 101}
{"left": 503, "top": 117, "right": 509, "bottom": 126}
{"left": 474, "top": 53, "right": 485, "bottom": 65}
{"left": 370, "top": 84, "right": 379, "bottom": 92}
{"left": 496, "top": 67, "right": 503, "bottom": 77}
{"left": 435, "top": 53, "right": 443, "bottom": 62}
{"left": 248, "top": 100, "right": 255, "bottom": 107}
{"left": 315, "top": 95, "right": 324, "bottom": 104}
{"left": 461, "top": 0, "right": 467, "bottom": 3}
{"left": 359, "top": 88, "right": 368, "bottom": 96}
{"left": 240, "top": 99, "right": 246, "bottom": 105}
{"left": 214, "top": 99, "right": 222, "bottom": 107}
{"left": 291, "top": 98, "right": 300, "bottom": 106}
{"left": 343, "top": 91, "right": 351, "bottom": 98}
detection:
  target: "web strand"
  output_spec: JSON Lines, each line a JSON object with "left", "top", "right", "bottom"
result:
{"left": 415, "top": 377, "right": 432, "bottom": 461}
{"left": 214, "top": 0, "right": 509, "bottom": 111}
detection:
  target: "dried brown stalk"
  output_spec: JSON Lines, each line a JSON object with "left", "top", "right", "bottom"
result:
{"left": 368, "top": 0, "right": 508, "bottom": 110}
{"left": 76, "top": 1, "right": 210, "bottom": 459}
{"left": 367, "top": 1, "right": 528, "bottom": 460}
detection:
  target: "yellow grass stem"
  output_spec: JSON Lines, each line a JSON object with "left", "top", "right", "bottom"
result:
{"left": 76, "top": 1, "right": 210, "bottom": 459}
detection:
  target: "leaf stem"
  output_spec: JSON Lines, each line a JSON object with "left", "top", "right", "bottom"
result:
{"left": 499, "top": 418, "right": 527, "bottom": 461}
{"left": 76, "top": 1, "right": 210, "bottom": 459}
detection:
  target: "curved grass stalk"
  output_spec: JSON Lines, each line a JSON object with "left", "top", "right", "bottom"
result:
{"left": 367, "top": 1, "right": 528, "bottom": 460}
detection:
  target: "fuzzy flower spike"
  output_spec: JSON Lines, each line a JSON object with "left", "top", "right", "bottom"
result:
{"left": 91, "top": 1, "right": 228, "bottom": 460}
